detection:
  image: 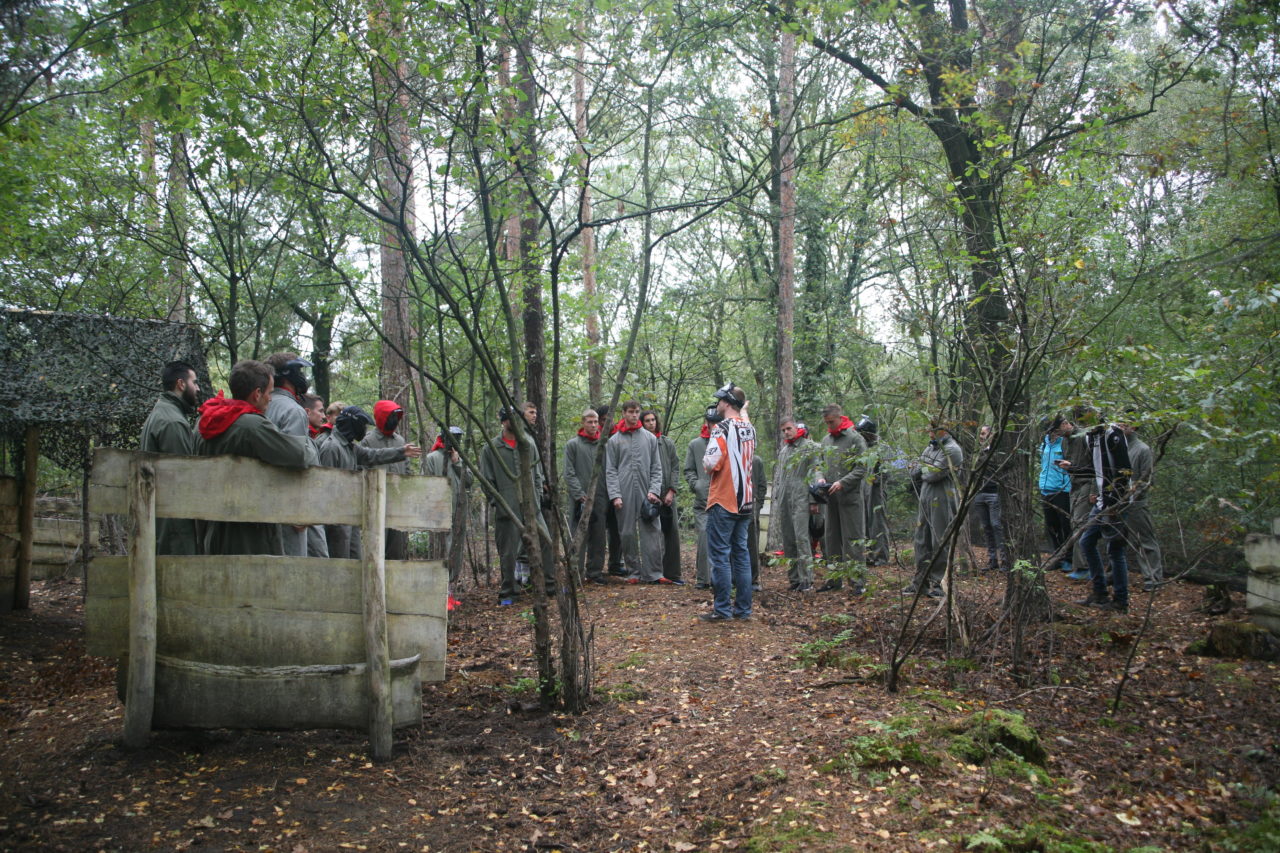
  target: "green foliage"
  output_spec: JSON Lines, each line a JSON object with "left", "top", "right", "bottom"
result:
{"left": 944, "top": 710, "right": 1047, "bottom": 767}
{"left": 501, "top": 676, "right": 538, "bottom": 695}
{"left": 962, "top": 822, "right": 1111, "bottom": 852}
{"left": 820, "top": 717, "right": 939, "bottom": 776}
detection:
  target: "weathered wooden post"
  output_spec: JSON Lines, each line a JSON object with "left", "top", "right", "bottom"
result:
{"left": 1245, "top": 518, "right": 1280, "bottom": 636}
{"left": 14, "top": 426, "right": 39, "bottom": 610}
{"left": 362, "top": 466, "right": 393, "bottom": 761}
{"left": 123, "top": 458, "right": 157, "bottom": 748}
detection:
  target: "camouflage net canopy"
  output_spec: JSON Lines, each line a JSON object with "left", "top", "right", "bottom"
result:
{"left": 0, "top": 309, "right": 209, "bottom": 474}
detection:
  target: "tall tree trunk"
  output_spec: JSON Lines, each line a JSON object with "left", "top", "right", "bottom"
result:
{"left": 775, "top": 20, "right": 797, "bottom": 421}
{"left": 165, "top": 133, "right": 189, "bottom": 324}
{"left": 372, "top": 0, "right": 414, "bottom": 412}
{"left": 575, "top": 37, "right": 602, "bottom": 403}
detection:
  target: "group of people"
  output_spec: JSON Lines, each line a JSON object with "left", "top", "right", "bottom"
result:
{"left": 140, "top": 357, "right": 429, "bottom": 559}
{"left": 140, "top": 360, "right": 1162, "bottom": 617}
{"left": 1037, "top": 405, "right": 1164, "bottom": 613}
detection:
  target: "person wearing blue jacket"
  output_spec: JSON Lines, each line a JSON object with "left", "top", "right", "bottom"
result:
{"left": 1039, "top": 415, "right": 1073, "bottom": 573}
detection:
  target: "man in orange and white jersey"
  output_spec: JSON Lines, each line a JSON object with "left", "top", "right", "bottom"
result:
{"left": 700, "top": 383, "right": 756, "bottom": 622}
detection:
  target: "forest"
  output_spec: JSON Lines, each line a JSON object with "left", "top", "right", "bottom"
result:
{"left": 2, "top": 0, "right": 1280, "bottom": 850}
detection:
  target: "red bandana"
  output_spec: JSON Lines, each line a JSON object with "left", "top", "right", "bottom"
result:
{"left": 700, "top": 423, "right": 711, "bottom": 439}
{"left": 198, "top": 391, "right": 261, "bottom": 439}
{"left": 502, "top": 436, "right": 517, "bottom": 448}
{"left": 430, "top": 436, "right": 445, "bottom": 452}
{"left": 614, "top": 418, "right": 643, "bottom": 434}
{"left": 578, "top": 428, "right": 600, "bottom": 442}
{"left": 828, "top": 416, "right": 855, "bottom": 437}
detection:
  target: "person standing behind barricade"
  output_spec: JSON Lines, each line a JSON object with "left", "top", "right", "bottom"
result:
{"left": 856, "top": 415, "right": 891, "bottom": 567}
{"left": 815, "top": 404, "right": 868, "bottom": 593}
{"left": 300, "top": 394, "right": 331, "bottom": 558}
{"left": 1039, "top": 415, "right": 1073, "bottom": 573}
{"left": 564, "top": 409, "right": 610, "bottom": 585}
{"left": 1075, "top": 420, "right": 1133, "bottom": 613}
{"left": 684, "top": 410, "right": 717, "bottom": 589}
{"left": 317, "top": 406, "right": 421, "bottom": 560}
{"left": 1117, "top": 413, "right": 1164, "bottom": 592}
{"left": 775, "top": 417, "right": 820, "bottom": 591}
{"left": 264, "top": 353, "right": 320, "bottom": 558}
{"left": 194, "top": 360, "right": 313, "bottom": 555}
{"left": 1061, "top": 405, "right": 1100, "bottom": 581}
{"left": 480, "top": 407, "right": 550, "bottom": 605}
{"left": 425, "top": 426, "right": 472, "bottom": 584}
{"left": 749, "top": 453, "right": 768, "bottom": 590}
{"left": 643, "top": 410, "right": 685, "bottom": 585}
{"left": 140, "top": 360, "right": 201, "bottom": 555}
{"left": 606, "top": 400, "right": 666, "bottom": 584}
{"left": 904, "top": 422, "right": 964, "bottom": 598}
{"left": 699, "top": 383, "right": 756, "bottom": 622}
{"left": 362, "top": 400, "right": 413, "bottom": 561}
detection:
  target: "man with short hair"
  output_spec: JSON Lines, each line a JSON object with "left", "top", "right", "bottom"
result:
{"left": 265, "top": 352, "right": 320, "bottom": 556}
{"left": 194, "top": 360, "right": 314, "bottom": 555}
{"left": 700, "top": 383, "right": 756, "bottom": 621}
{"left": 140, "top": 361, "right": 201, "bottom": 555}
{"left": 606, "top": 400, "right": 665, "bottom": 584}
{"left": 643, "top": 409, "right": 684, "bottom": 584}
{"left": 774, "top": 417, "right": 820, "bottom": 591}
{"left": 316, "top": 405, "right": 421, "bottom": 559}
{"left": 904, "top": 422, "right": 964, "bottom": 598}
{"left": 683, "top": 410, "right": 717, "bottom": 589}
{"left": 564, "top": 409, "right": 610, "bottom": 585}
{"left": 325, "top": 401, "right": 345, "bottom": 427}
{"left": 480, "top": 407, "right": 550, "bottom": 604}
{"left": 816, "top": 404, "right": 868, "bottom": 592}
{"left": 1117, "top": 415, "right": 1163, "bottom": 592}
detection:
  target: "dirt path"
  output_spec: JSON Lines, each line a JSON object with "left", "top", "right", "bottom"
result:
{"left": 2, "top": 559, "right": 1278, "bottom": 851}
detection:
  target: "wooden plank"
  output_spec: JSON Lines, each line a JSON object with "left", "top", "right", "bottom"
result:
{"left": 89, "top": 448, "right": 449, "bottom": 531}
{"left": 123, "top": 458, "right": 157, "bottom": 749}
{"left": 0, "top": 476, "right": 17, "bottom": 506}
{"left": 147, "top": 654, "right": 423, "bottom": 730}
{"left": 85, "top": 557, "right": 447, "bottom": 679}
{"left": 362, "top": 467, "right": 393, "bottom": 761}
{"left": 28, "top": 516, "right": 99, "bottom": 548}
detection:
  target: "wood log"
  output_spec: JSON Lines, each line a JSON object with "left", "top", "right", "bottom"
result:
{"left": 362, "top": 467, "right": 393, "bottom": 761}
{"left": 146, "top": 654, "right": 423, "bottom": 730}
{"left": 123, "top": 458, "right": 157, "bottom": 748}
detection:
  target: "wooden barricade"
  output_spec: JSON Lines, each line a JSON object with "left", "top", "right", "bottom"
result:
{"left": 85, "top": 448, "right": 451, "bottom": 760}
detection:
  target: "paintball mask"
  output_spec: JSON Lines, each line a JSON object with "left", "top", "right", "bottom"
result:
{"left": 704, "top": 404, "right": 725, "bottom": 425}
{"left": 711, "top": 381, "right": 745, "bottom": 409}
{"left": 276, "top": 357, "right": 313, "bottom": 398}
{"left": 336, "top": 405, "right": 375, "bottom": 443}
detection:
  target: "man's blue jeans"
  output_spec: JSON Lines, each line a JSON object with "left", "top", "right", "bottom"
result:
{"left": 706, "top": 504, "right": 752, "bottom": 618}
{"left": 1080, "top": 505, "right": 1129, "bottom": 605}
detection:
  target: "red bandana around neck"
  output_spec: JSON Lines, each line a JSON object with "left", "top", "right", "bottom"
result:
{"left": 502, "top": 435, "right": 517, "bottom": 449}
{"left": 430, "top": 436, "right": 446, "bottom": 452}
{"left": 198, "top": 391, "right": 261, "bottom": 439}
{"left": 828, "top": 416, "right": 855, "bottom": 437}
{"left": 615, "top": 418, "right": 643, "bottom": 434}
{"left": 578, "top": 428, "right": 600, "bottom": 442}
{"left": 700, "top": 423, "right": 711, "bottom": 439}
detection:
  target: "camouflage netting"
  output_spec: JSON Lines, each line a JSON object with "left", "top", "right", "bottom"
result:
{"left": 0, "top": 309, "right": 209, "bottom": 474}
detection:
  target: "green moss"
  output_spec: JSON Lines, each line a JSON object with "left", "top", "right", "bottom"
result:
{"left": 944, "top": 709, "right": 1046, "bottom": 767}
{"left": 961, "top": 822, "right": 1112, "bottom": 852}
{"left": 743, "top": 810, "right": 835, "bottom": 853}
{"left": 821, "top": 716, "right": 939, "bottom": 776}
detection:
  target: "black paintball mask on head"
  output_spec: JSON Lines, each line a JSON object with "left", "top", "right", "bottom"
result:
{"left": 336, "top": 405, "right": 374, "bottom": 443}
{"left": 712, "top": 381, "right": 745, "bottom": 410}
{"left": 276, "top": 357, "right": 313, "bottom": 398}
{"left": 704, "top": 405, "right": 725, "bottom": 425}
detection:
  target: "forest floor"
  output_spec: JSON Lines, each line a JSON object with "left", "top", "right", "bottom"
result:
{"left": 2, "top": 552, "right": 1279, "bottom": 852}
